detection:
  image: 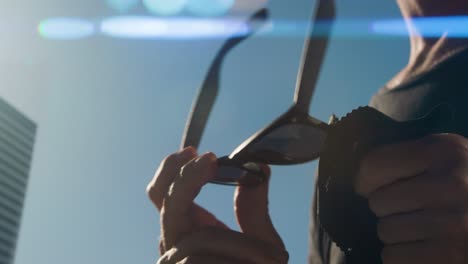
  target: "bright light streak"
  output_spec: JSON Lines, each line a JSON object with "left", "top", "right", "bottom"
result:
{"left": 100, "top": 16, "right": 168, "bottom": 38}
{"left": 41, "top": 16, "right": 468, "bottom": 41}
{"left": 372, "top": 16, "right": 468, "bottom": 37}
{"left": 105, "top": 0, "right": 139, "bottom": 13}
{"left": 143, "top": 0, "right": 187, "bottom": 16}
{"left": 185, "top": 0, "right": 235, "bottom": 17}
{"left": 38, "top": 18, "right": 95, "bottom": 40}
{"left": 100, "top": 16, "right": 250, "bottom": 39}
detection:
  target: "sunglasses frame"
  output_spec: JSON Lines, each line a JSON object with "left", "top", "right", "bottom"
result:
{"left": 181, "top": 9, "right": 269, "bottom": 150}
{"left": 228, "top": 105, "right": 330, "bottom": 165}
{"left": 181, "top": 0, "right": 336, "bottom": 185}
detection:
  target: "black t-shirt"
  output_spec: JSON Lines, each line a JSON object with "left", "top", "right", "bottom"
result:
{"left": 309, "top": 47, "right": 468, "bottom": 264}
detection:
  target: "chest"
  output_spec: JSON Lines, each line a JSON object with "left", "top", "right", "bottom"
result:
{"left": 371, "top": 83, "right": 468, "bottom": 136}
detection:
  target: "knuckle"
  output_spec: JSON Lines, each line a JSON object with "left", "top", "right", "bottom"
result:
{"left": 146, "top": 178, "right": 165, "bottom": 207}
{"left": 179, "top": 164, "right": 189, "bottom": 178}
{"left": 146, "top": 177, "right": 168, "bottom": 207}
{"left": 179, "top": 162, "right": 195, "bottom": 177}
{"left": 162, "top": 183, "right": 176, "bottom": 206}
{"left": 147, "top": 151, "right": 191, "bottom": 206}
{"left": 146, "top": 183, "right": 157, "bottom": 202}
{"left": 162, "top": 153, "right": 180, "bottom": 168}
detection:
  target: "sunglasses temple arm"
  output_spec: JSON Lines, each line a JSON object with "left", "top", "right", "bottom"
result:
{"left": 181, "top": 9, "right": 269, "bottom": 149}
{"left": 293, "top": 0, "right": 335, "bottom": 114}
{"left": 181, "top": 55, "right": 222, "bottom": 149}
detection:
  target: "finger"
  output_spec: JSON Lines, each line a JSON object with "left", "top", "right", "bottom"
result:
{"left": 377, "top": 209, "right": 465, "bottom": 245}
{"left": 159, "top": 228, "right": 288, "bottom": 264}
{"left": 368, "top": 172, "right": 460, "bottom": 217}
{"left": 192, "top": 203, "right": 229, "bottom": 229}
{"left": 147, "top": 147, "right": 197, "bottom": 210}
{"left": 381, "top": 241, "right": 465, "bottom": 264}
{"left": 356, "top": 136, "right": 440, "bottom": 197}
{"left": 234, "top": 164, "right": 285, "bottom": 250}
{"left": 162, "top": 153, "right": 218, "bottom": 248}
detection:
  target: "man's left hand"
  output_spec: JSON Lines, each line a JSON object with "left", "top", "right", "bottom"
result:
{"left": 355, "top": 133, "right": 468, "bottom": 264}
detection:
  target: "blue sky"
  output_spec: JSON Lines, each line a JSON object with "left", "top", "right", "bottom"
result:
{"left": 1, "top": 0, "right": 410, "bottom": 263}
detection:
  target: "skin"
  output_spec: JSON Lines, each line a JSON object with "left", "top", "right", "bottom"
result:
{"left": 389, "top": 0, "right": 468, "bottom": 88}
{"left": 147, "top": 147, "right": 288, "bottom": 264}
{"left": 355, "top": 134, "right": 468, "bottom": 263}
{"left": 147, "top": 1, "right": 468, "bottom": 263}
{"left": 361, "top": 1, "right": 468, "bottom": 262}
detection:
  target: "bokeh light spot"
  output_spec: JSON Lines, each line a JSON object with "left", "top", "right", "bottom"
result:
{"left": 38, "top": 18, "right": 95, "bottom": 40}
{"left": 101, "top": 16, "right": 168, "bottom": 38}
{"left": 105, "top": 0, "right": 139, "bottom": 13}
{"left": 185, "top": 0, "right": 235, "bottom": 17}
{"left": 100, "top": 16, "right": 250, "bottom": 39}
{"left": 142, "top": 0, "right": 187, "bottom": 16}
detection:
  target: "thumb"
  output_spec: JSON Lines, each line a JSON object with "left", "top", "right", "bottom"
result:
{"left": 234, "top": 165, "right": 285, "bottom": 250}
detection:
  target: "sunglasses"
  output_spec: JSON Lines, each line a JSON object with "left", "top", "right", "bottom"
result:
{"left": 181, "top": 0, "right": 336, "bottom": 186}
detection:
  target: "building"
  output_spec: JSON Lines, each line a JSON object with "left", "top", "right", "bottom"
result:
{"left": 0, "top": 97, "right": 36, "bottom": 264}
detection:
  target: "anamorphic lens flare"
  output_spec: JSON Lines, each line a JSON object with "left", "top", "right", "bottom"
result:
{"left": 39, "top": 16, "right": 468, "bottom": 41}
{"left": 372, "top": 16, "right": 468, "bottom": 38}
{"left": 105, "top": 0, "right": 139, "bottom": 13}
{"left": 38, "top": 18, "right": 95, "bottom": 40}
{"left": 185, "top": 0, "right": 235, "bottom": 17}
{"left": 143, "top": 0, "right": 187, "bottom": 16}
{"left": 100, "top": 16, "right": 250, "bottom": 39}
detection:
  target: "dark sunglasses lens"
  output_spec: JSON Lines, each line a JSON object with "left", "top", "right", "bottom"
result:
{"left": 248, "top": 123, "right": 326, "bottom": 163}
{"left": 211, "top": 162, "right": 266, "bottom": 186}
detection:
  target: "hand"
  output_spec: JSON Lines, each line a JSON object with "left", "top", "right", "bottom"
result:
{"left": 355, "top": 134, "right": 468, "bottom": 264}
{"left": 146, "top": 147, "right": 288, "bottom": 264}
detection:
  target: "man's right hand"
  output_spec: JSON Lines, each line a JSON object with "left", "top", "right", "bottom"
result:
{"left": 146, "top": 147, "right": 288, "bottom": 264}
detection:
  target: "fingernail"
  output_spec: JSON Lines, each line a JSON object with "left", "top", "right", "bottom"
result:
{"left": 196, "top": 152, "right": 216, "bottom": 163}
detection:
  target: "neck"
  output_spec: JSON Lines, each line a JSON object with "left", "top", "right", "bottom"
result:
{"left": 388, "top": 1, "right": 468, "bottom": 88}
